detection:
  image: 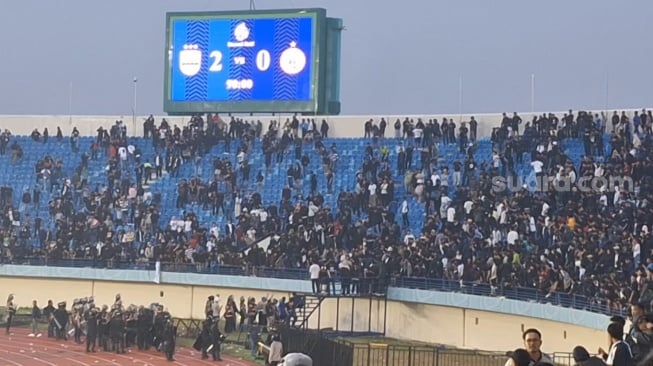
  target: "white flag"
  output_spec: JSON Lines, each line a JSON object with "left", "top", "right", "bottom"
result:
{"left": 154, "top": 261, "right": 161, "bottom": 284}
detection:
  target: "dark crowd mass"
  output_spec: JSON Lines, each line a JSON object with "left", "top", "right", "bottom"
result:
{"left": 4, "top": 292, "right": 303, "bottom": 365}
{"left": 0, "top": 110, "right": 652, "bottom": 335}
{"left": 5, "top": 293, "right": 181, "bottom": 361}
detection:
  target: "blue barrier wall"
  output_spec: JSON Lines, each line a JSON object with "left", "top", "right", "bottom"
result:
{"left": 0, "top": 264, "right": 608, "bottom": 331}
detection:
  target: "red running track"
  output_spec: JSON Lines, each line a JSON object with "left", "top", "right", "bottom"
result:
{"left": 0, "top": 329, "right": 258, "bottom": 366}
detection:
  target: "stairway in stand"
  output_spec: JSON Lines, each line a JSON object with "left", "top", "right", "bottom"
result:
{"left": 295, "top": 294, "right": 326, "bottom": 330}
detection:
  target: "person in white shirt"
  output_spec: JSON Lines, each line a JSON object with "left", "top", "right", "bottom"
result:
{"left": 309, "top": 263, "right": 321, "bottom": 294}
{"left": 211, "top": 296, "right": 222, "bottom": 320}
{"left": 368, "top": 182, "right": 377, "bottom": 206}
{"left": 507, "top": 228, "right": 519, "bottom": 245}
{"left": 401, "top": 199, "right": 409, "bottom": 227}
{"left": 268, "top": 336, "right": 283, "bottom": 365}
{"left": 531, "top": 159, "right": 544, "bottom": 177}
{"left": 446, "top": 206, "right": 455, "bottom": 224}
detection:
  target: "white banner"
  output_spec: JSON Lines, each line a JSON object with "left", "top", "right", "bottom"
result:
{"left": 153, "top": 261, "right": 161, "bottom": 284}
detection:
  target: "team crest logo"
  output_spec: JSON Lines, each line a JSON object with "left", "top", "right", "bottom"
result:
{"left": 234, "top": 22, "right": 250, "bottom": 42}
{"left": 179, "top": 44, "right": 202, "bottom": 77}
{"left": 280, "top": 42, "right": 307, "bottom": 76}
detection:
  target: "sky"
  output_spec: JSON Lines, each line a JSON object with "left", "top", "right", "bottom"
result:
{"left": 0, "top": 0, "right": 651, "bottom": 116}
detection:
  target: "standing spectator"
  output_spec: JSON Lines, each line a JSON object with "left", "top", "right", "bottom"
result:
{"left": 401, "top": 198, "right": 409, "bottom": 228}
{"left": 5, "top": 294, "right": 16, "bottom": 335}
{"left": 309, "top": 262, "right": 320, "bottom": 293}
{"left": 320, "top": 120, "right": 329, "bottom": 138}
{"left": 30, "top": 300, "right": 42, "bottom": 337}
{"left": 599, "top": 323, "right": 633, "bottom": 366}
{"left": 504, "top": 329, "right": 553, "bottom": 366}
{"left": 42, "top": 300, "right": 55, "bottom": 338}
{"left": 469, "top": 116, "right": 478, "bottom": 142}
{"left": 248, "top": 322, "right": 261, "bottom": 358}
{"left": 268, "top": 334, "right": 283, "bottom": 366}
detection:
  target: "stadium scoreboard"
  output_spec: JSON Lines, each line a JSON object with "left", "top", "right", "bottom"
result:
{"left": 164, "top": 8, "right": 342, "bottom": 115}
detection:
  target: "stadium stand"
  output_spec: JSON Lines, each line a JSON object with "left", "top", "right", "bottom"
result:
{"left": 1, "top": 109, "right": 652, "bottom": 322}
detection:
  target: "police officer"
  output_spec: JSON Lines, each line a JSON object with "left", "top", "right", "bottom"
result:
{"left": 153, "top": 306, "right": 167, "bottom": 350}
{"left": 163, "top": 319, "right": 177, "bottom": 361}
{"left": 210, "top": 319, "right": 224, "bottom": 361}
{"left": 53, "top": 302, "right": 69, "bottom": 340}
{"left": 85, "top": 308, "right": 98, "bottom": 353}
{"left": 136, "top": 306, "right": 153, "bottom": 350}
{"left": 125, "top": 306, "right": 138, "bottom": 348}
{"left": 98, "top": 305, "right": 110, "bottom": 351}
{"left": 109, "top": 311, "right": 125, "bottom": 354}
{"left": 42, "top": 300, "right": 56, "bottom": 338}
{"left": 199, "top": 319, "right": 212, "bottom": 360}
{"left": 72, "top": 303, "right": 83, "bottom": 344}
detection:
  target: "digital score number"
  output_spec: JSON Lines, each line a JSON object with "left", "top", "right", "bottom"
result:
{"left": 178, "top": 22, "right": 308, "bottom": 91}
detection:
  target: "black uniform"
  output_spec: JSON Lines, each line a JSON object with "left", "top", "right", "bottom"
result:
{"left": 85, "top": 310, "right": 98, "bottom": 352}
{"left": 98, "top": 311, "right": 110, "bottom": 351}
{"left": 125, "top": 314, "right": 137, "bottom": 348}
{"left": 209, "top": 321, "right": 224, "bottom": 361}
{"left": 136, "top": 308, "right": 153, "bottom": 350}
{"left": 153, "top": 312, "right": 169, "bottom": 350}
{"left": 199, "top": 321, "right": 212, "bottom": 360}
{"left": 163, "top": 321, "right": 177, "bottom": 361}
{"left": 109, "top": 313, "right": 125, "bottom": 354}
{"left": 53, "top": 303, "right": 69, "bottom": 340}
{"left": 42, "top": 301, "right": 56, "bottom": 338}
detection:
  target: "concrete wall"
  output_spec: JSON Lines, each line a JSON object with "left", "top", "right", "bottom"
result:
{"left": 0, "top": 276, "right": 605, "bottom": 354}
{"left": 0, "top": 108, "right": 645, "bottom": 139}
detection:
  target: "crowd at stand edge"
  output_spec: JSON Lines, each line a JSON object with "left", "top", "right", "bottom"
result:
{"left": 1, "top": 111, "right": 653, "bottom": 315}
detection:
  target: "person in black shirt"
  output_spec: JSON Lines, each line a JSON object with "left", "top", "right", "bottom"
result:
{"left": 42, "top": 300, "right": 55, "bottom": 338}
{"left": 210, "top": 320, "right": 224, "bottom": 361}
{"left": 85, "top": 308, "right": 98, "bottom": 352}
{"left": 198, "top": 319, "right": 212, "bottom": 360}
{"left": 163, "top": 320, "right": 177, "bottom": 361}
{"left": 53, "top": 302, "right": 69, "bottom": 340}
{"left": 599, "top": 322, "right": 633, "bottom": 366}
{"left": 109, "top": 311, "right": 125, "bottom": 354}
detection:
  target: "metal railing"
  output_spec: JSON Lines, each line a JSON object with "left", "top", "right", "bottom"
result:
{"left": 343, "top": 343, "right": 577, "bottom": 366}
{"left": 2, "top": 256, "right": 622, "bottom": 317}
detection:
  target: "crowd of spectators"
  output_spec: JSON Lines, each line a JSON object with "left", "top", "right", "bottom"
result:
{"left": 1, "top": 109, "right": 653, "bottom": 318}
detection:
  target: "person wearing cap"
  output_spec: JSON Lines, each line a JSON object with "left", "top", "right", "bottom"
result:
{"left": 599, "top": 322, "right": 633, "bottom": 365}
{"left": 504, "top": 329, "right": 553, "bottom": 366}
